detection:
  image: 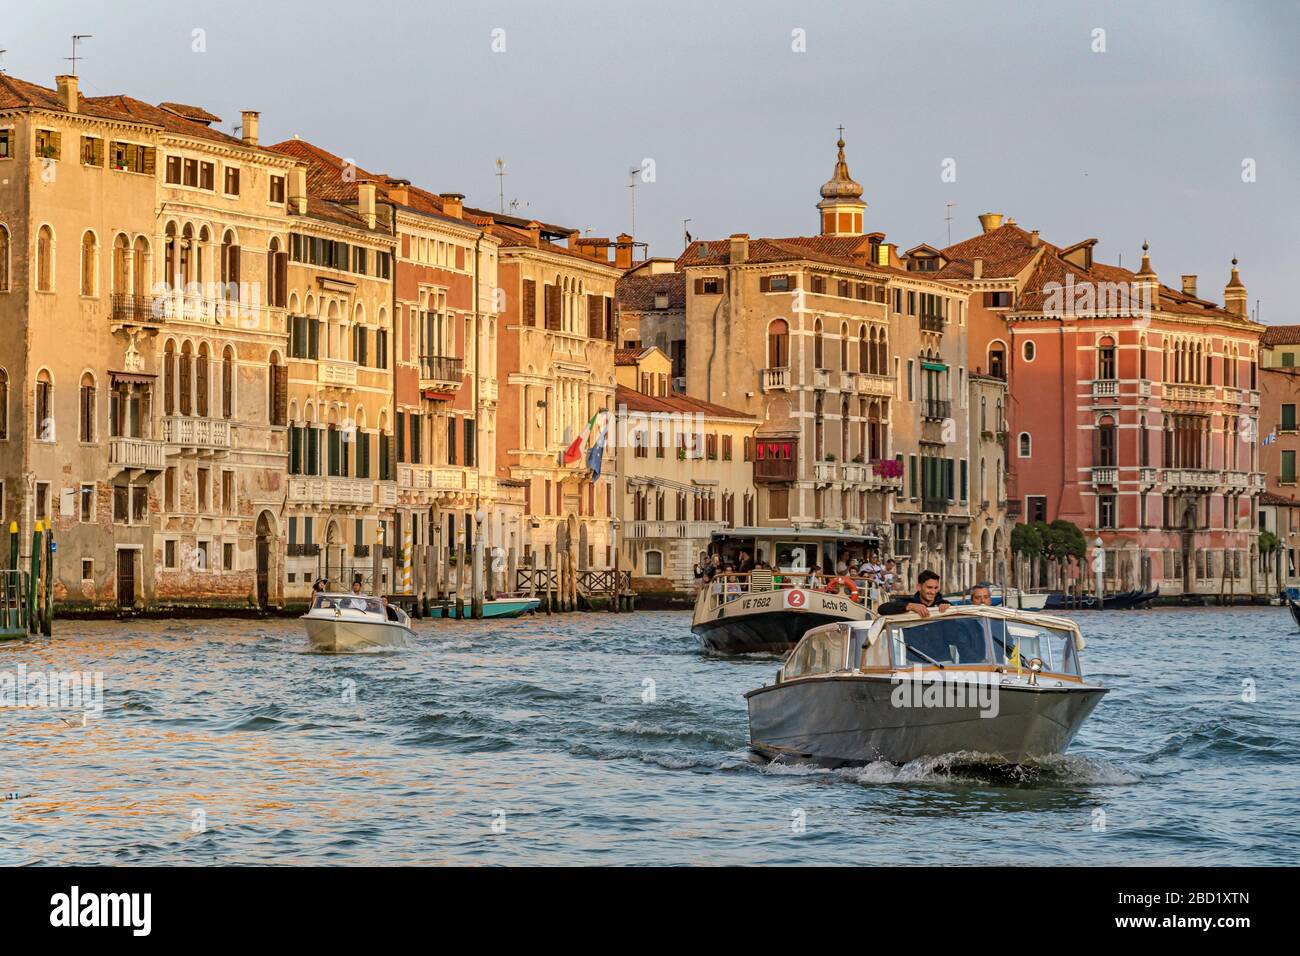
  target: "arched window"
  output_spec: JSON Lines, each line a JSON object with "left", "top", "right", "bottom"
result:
{"left": 813, "top": 319, "right": 825, "bottom": 369}
{"left": 179, "top": 342, "right": 193, "bottom": 416}
{"left": 222, "top": 346, "right": 235, "bottom": 419}
{"left": 267, "top": 236, "right": 282, "bottom": 308}
{"left": 35, "top": 370, "right": 53, "bottom": 441}
{"left": 1140, "top": 414, "right": 1149, "bottom": 467}
{"left": 196, "top": 343, "right": 210, "bottom": 417}
{"left": 180, "top": 223, "right": 194, "bottom": 289}
{"left": 1097, "top": 415, "right": 1117, "bottom": 467}
{"left": 79, "top": 372, "right": 96, "bottom": 442}
{"left": 645, "top": 550, "right": 664, "bottom": 576}
{"left": 1018, "top": 432, "right": 1031, "bottom": 458}
{"left": 839, "top": 322, "right": 849, "bottom": 372}
{"left": 0, "top": 224, "right": 12, "bottom": 292}
{"left": 859, "top": 326, "right": 869, "bottom": 373}
{"left": 80, "top": 231, "right": 97, "bottom": 295}
{"left": 132, "top": 237, "right": 149, "bottom": 298}
{"left": 1097, "top": 336, "right": 1116, "bottom": 380}
{"left": 112, "top": 234, "right": 130, "bottom": 294}
{"left": 221, "top": 230, "right": 240, "bottom": 304}
{"left": 767, "top": 319, "right": 789, "bottom": 368}
{"left": 163, "top": 341, "right": 176, "bottom": 415}
{"left": 0, "top": 368, "right": 9, "bottom": 440}
{"left": 980, "top": 395, "right": 987, "bottom": 432}
{"left": 876, "top": 330, "right": 888, "bottom": 374}
{"left": 269, "top": 352, "right": 286, "bottom": 426}
{"left": 36, "top": 225, "right": 54, "bottom": 292}
{"left": 988, "top": 342, "right": 1006, "bottom": 379}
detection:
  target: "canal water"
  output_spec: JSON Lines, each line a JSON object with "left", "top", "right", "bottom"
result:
{"left": 1, "top": 607, "right": 1296, "bottom": 865}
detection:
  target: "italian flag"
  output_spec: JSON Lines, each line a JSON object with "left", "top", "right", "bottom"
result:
{"left": 563, "top": 409, "right": 609, "bottom": 469}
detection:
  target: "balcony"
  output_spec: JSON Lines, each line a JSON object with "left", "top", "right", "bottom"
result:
{"left": 855, "top": 373, "right": 895, "bottom": 397}
{"left": 754, "top": 455, "right": 798, "bottom": 482}
{"left": 287, "top": 476, "right": 374, "bottom": 507}
{"left": 922, "top": 398, "right": 951, "bottom": 422}
{"left": 1092, "top": 379, "right": 1119, "bottom": 400}
{"left": 162, "top": 415, "right": 232, "bottom": 453}
{"left": 108, "top": 436, "right": 166, "bottom": 475}
{"left": 625, "top": 520, "right": 726, "bottom": 540}
{"left": 1091, "top": 466, "right": 1118, "bottom": 487}
{"left": 843, "top": 463, "right": 867, "bottom": 484}
{"left": 812, "top": 368, "right": 831, "bottom": 390}
{"left": 1138, "top": 380, "right": 1153, "bottom": 400}
{"left": 1162, "top": 468, "right": 1221, "bottom": 491}
{"left": 375, "top": 480, "right": 397, "bottom": 506}
{"left": 480, "top": 379, "right": 499, "bottom": 403}
{"left": 1245, "top": 389, "right": 1260, "bottom": 407}
{"left": 1165, "top": 383, "right": 1216, "bottom": 404}
{"left": 761, "top": 367, "right": 790, "bottom": 392}
{"left": 1139, "top": 466, "right": 1158, "bottom": 487}
{"left": 109, "top": 293, "right": 163, "bottom": 329}
{"left": 838, "top": 371, "right": 855, "bottom": 392}
{"left": 1252, "top": 472, "right": 1266, "bottom": 490}
{"left": 318, "top": 358, "right": 358, "bottom": 388}
{"left": 919, "top": 313, "right": 945, "bottom": 334}
{"left": 813, "top": 461, "right": 837, "bottom": 484}
{"left": 419, "top": 354, "right": 464, "bottom": 390}
{"left": 1222, "top": 471, "right": 1249, "bottom": 490}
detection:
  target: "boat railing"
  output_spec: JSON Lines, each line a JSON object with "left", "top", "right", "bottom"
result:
{"left": 701, "top": 571, "right": 885, "bottom": 614}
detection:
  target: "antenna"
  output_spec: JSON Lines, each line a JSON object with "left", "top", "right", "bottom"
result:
{"left": 628, "top": 166, "right": 641, "bottom": 237}
{"left": 0, "top": 50, "right": 8, "bottom": 74}
{"left": 66, "top": 34, "right": 92, "bottom": 76}
{"left": 495, "top": 158, "right": 506, "bottom": 215}
{"left": 945, "top": 201, "right": 957, "bottom": 246}
{"left": 683, "top": 218, "right": 693, "bottom": 250}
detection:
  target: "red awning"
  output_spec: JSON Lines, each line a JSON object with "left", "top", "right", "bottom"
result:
{"left": 110, "top": 370, "right": 157, "bottom": 385}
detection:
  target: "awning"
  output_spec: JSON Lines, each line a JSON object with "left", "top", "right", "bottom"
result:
{"left": 712, "top": 526, "right": 880, "bottom": 544}
{"left": 922, "top": 361, "right": 948, "bottom": 372}
{"left": 110, "top": 370, "right": 156, "bottom": 385}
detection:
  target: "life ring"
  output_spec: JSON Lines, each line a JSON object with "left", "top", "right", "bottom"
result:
{"left": 824, "top": 576, "right": 859, "bottom": 600}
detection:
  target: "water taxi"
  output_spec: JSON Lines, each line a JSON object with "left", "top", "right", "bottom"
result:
{"left": 302, "top": 592, "right": 415, "bottom": 652}
{"left": 745, "top": 605, "right": 1106, "bottom": 766}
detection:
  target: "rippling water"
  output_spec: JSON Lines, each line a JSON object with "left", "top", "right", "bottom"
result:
{"left": 1, "top": 607, "right": 1297, "bottom": 865}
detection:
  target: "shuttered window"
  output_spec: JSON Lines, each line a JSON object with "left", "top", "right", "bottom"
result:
{"left": 521, "top": 279, "right": 537, "bottom": 326}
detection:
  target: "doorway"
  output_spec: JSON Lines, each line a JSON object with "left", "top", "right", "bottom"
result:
{"left": 116, "top": 549, "right": 136, "bottom": 608}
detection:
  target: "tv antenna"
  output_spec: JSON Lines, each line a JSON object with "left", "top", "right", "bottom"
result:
{"left": 683, "top": 218, "right": 692, "bottom": 250}
{"left": 628, "top": 166, "right": 640, "bottom": 237}
{"left": 0, "top": 50, "right": 8, "bottom": 74}
{"left": 945, "top": 201, "right": 957, "bottom": 246}
{"left": 495, "top": 158, "right": 506, "bottom": 214}
{"left": 66, "top": 34, "right": 92, "bottom": 76}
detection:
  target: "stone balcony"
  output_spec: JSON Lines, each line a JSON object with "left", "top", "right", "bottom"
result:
{"left": 1092, "top": 380, "right": 1119, "bottom": 400}
{"left": 162, "top": 415, "right": 232, "bottom": 454}
{"left": 1164, "top": 383, "right": 1216, "bottom": 404}
{"left": 418, "top": 354, "right": 463, "bottom": 392}
{"left": 1091, "top": 466, "right": 1119, "bottom": 487}
{"left": 287, "top": 476, "right": 374, "bottom": 508}
{"left": 318, "top": 358, "right": 358, "bottom": 388}
{"left": 812, "top": 368, "right": 831, "bottom": 390}
{"left": 855, "top": 373, "right": 895, "bottom": 397}
{"left": 625, "top": 520, "right": 727, "bottom": 540}
{"left": 812, "top": 461, "right": 838, "bottom": 483}
{"left": 1139, "top": 466, "right": 1158, "bottom": 487}
{"left": 1162, "top": 468, "right": 1221, "bottom": 491}
{"left": 108, "top": 436, "right": 166, "bottom": 476}
{"left": 761, "top": 367, "right": 790, "bottom": 392}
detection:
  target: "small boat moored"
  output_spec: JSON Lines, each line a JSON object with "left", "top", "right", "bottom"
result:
{"left": 746, "top": 605, "right": 1107, "bottom": 766}
{"left": 301, "top": 592, "right": 415, "bottom": 652}
{"left": 449, "top": 595, "right": 542, "bottom": 619}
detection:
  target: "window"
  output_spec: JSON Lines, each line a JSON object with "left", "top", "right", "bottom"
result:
{"left": 164, "top": 539, "right": 177, "bottom": 569}
{"left": 645, "top": 550, "right": 664, "bottom": 576}
{"left": 35, "top": 482, "right": 50, "bottom": 522}
{"left": 698, "top": 277, "right": 722, "bottom": 295}
{"left": 79, "top": 483, "right": 95, "bottom": 522}
{"left": 165, "top": 155, "right": 182, "bottom": 184}
{"left": 132, "top": 486, "right": 148, "bottom": 524}
{"left": 114, "top": 485, "right": 129, "bottom": 523}
{"left": 0, "top": 129, "right": 12, "bottom": 159}
{"left": 1097, "top": 337, "right": 1117, "bottom": 380}
{"left": 1283, "top": 450, "right": 1297, "bottom": 484}
{"left": 36, "top": 225, "right": 54, "bottom": 291}
{"left": 200, "top": 162, "right": 215, "bottom": 191}
{"left": 1099, "top": 495, "right": 1117, "bottom": 529}
{"left": 767, "top": 319, "right": 789, "bottom": 368}
{"left": 889, "top": 618, "right": 990, "bottom": 668}
{"left": 183, "top": 157, "right": 199, "bottom": 187}
{"left": 269, "top": 175, "right": 286, "bottom": 204}
{"left": 80, "top": 231, "right": 98, "bottom": 295}
{"left": 35, "top": 129, "right": 61, "bottom": 160}
{"left": 108, "top": 142, "right": 156, "bottom": 175}
{"left": 767, "top": 488, "right": 789, "bottom": 520}
{"left": 0, "top": 224, "right": 9, "bottom": 292}
{"left": 1283, "top": 404, "right": 1296, "bottom": 431}
{"left": 985, "top": 291, "right": 1012, "bottom": 308}
{"left": 224, "top": 166, "right": 240, "bottom": 196}
{"left": 81, "top": 559, "right": 94, "bottom": 581}
{"left": 1026, "top": 495, "right": 1048, "bottom": 523}
{"left": 35, "top": 371, "right": 53, "bottom": 441}
{"left": 1018, "top": 432, "right": 1031, "bottom": 458}
{"left": 79, "top": 373, "right": 96, "bottom": 442}
{"left": 222, "top": 470, "right": 235, "bottom": 515}
{"left": 1023, "top": 340, "right": 1036, "bottom": 362}
{"left": 197, "top": 468, "right": 210, "bottom": 511}
{"left": 223, "top": 542, "right": 235, "bottom": 571}
{"left": 80, "top": 135, "right": 104, "bottom": 166}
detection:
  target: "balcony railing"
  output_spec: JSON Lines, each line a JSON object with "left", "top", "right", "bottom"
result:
{"left": 1162, "top": 468, "right": 1221, "bottom": 490}
{"left": 1138, "top": 380, "right": 1153, "bottom": 398}
{"left": 812, "top": 368, "right": 831, "bottom": 390}
{"left": 1245, "top": 389, "right": 1260, "bottom": 407}
{"left": 842, "top": 463, "right": 867, "bottom": 484}
{"left": 110, "top": 293, "right": 163, "bottom": 326}
{"left": 762, "top": 367, "right": 789, "bottom": 391}
{"left": 1139, "top": 466, "right": 1158, "bottom": 487}
{"left": 162, "top": 415, "right": 232, "bottom": 451}
{"left": 419, "top": 354, "right": 463, "bottom": 385}
{"left": 919, "top": 313, "right": 945, "bottom": 334}
{"left": 625, "top": 520, "right": 726, "bottom": 540}
{"left": 1222, "top": 471, "right": 1249, "bottom": 490}
{"left": 1091, "top": 465, "right": 1118, "bottom": 486}
{"left": 1165, "top": 383, "right": 1216, "bottom": 403}
{"left": 813, "top": 461, "right": 837, "bottom": 483}
{"left": 754, "top": 455, "right": 798, "bottom": 481}
{"left": 287, "top": 476, "right": 373, "bottom": 505}
{"left": 855, "top": 373, "right": 895, "bottom": 397}
{"left": 108, "top": 436, "right": 166, "bottom": 472}
{"left": 1092, "top": 379, "right": 1119, "bottom": 399}
{"left": 922, "top": 398, "right": 951, "bottom": 421}
{"left": 318, "top": 358, "right": 358, "bottom": 387}
{"left": 376, "top": 481, "right": 397, "bottom": 506}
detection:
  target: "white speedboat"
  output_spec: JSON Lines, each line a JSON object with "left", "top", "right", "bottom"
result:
{"left": 746, "top": 605, "right": 1106, "bottom": 766}
{"left": 301, "top": 592, "right": 415, "bottom": 652}
{"left": 947, "top": 586, "right": 1048, "bottom": 610}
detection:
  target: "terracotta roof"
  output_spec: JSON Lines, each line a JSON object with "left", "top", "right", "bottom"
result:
{"left": 676, "top": 235, "right": 899, "bottom": 276}
{"left": 158, "top": 102, "right": 222, "bottom": 125}
{"left": 616, "top": 271, "right": 685, "bottom": 311}
{"left": 936, "top": 223, "right": 1050, "bottom": 280}
{"left": 1260, "top": 491, "right": 1300, "bottom": 507}
{"left": 614, "top": 348, "right": 643, "bottom": 366}
{"left": 1261, "top": 325, "right": 1300, "bottom": 347}
{"left": 83, "top": 94, "right": 267, "bottom": 150}
{"left": 0, "top": 74, "right": 140, "bottom": 123}
{"left": 615, "top": 384, "right": 756, "bottom": 421}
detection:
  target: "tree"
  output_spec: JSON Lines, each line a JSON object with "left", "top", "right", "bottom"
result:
{"left": 1258, "top": 530, "right": 1279, "bottom": 597}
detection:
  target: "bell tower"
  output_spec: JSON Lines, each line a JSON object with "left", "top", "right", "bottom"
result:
{"left": 817, "top": 128, "right": 866, "bottom": 237}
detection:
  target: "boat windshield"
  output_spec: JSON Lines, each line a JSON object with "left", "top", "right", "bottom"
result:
{"left": 784, "top": 628, "right": 849, "bottom": 678}
{"left": 313, "top": 594, "right": 383, "bottom": 615}
{"left": 988, "top": 618, "right": 1080, "bottom": 676}
{"left": 889, "top": 617, "right": 991, "bottom": 667}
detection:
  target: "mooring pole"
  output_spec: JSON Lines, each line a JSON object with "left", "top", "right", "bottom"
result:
{"left": 29, "top": 521, "right": 42, "bottom": 634}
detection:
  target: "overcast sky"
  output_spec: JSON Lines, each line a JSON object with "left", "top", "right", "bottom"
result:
{"left": 6, "top": 0, "right": 1298, "bottom": 319}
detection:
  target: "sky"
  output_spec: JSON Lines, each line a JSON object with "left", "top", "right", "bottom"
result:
{"left": 5, "top": 0, "right": 1298, "bottom": 320}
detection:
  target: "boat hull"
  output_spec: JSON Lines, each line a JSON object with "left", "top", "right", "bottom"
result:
{"left": 451, "top": 598, "right": 541, "bottom": 619}
{"left": 692, "top": 588, "right": 870, "bottom": 654}
{"left": 746, "top": 674, "right": 1106, "bottom": 766}
{"left": 303, "top": 616, "right": 414, "bottom": 652}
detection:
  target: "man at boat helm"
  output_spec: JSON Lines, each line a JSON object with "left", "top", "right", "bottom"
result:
{"left": 876, "top": 569, "right": 951, "bottom": 617}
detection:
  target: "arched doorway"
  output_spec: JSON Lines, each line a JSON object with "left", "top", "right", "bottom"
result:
{"left": 255, "top": 511, "right": 274, "bottom": 610}
{"left": 1180, "top": 499, "right": 1197, "bottom": 595}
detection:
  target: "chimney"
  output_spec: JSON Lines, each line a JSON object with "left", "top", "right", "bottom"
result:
{"left": 56, "top": 74, "right": 79, "bottom": 113}
{"left": 615, "top": 233, "right": 635, "bottom": 270}
{"left": 289, "top": 166, "right": 308, "bottom": 215}
{"left": 567, "top": 230, "right": 581, "bottom": 251}
{"left": 357, "top": 182, "right": 377, "bottom": 230}
{"left": 972, "top": 257, "right": 984, "bottom": 280}
{"left": 729, "top": 233, "right": 749, "bottom": 265}
{"left": 440, "top": 192, "right": 464, "bottom": 219}
{"left": 526, "top": 220, "right": 542, "bottom": 248}
{"left": 1181, "top": 275, "right": 1198, "bottom": 298}
{"left": 978, "top": 212, "right": 1003, "bottom": 234}
{"left": 241, "top": 110, "right": 259, "bottom": 146}
{"left": 1030, "top": 230, "right": 1040, "bottom": 248}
